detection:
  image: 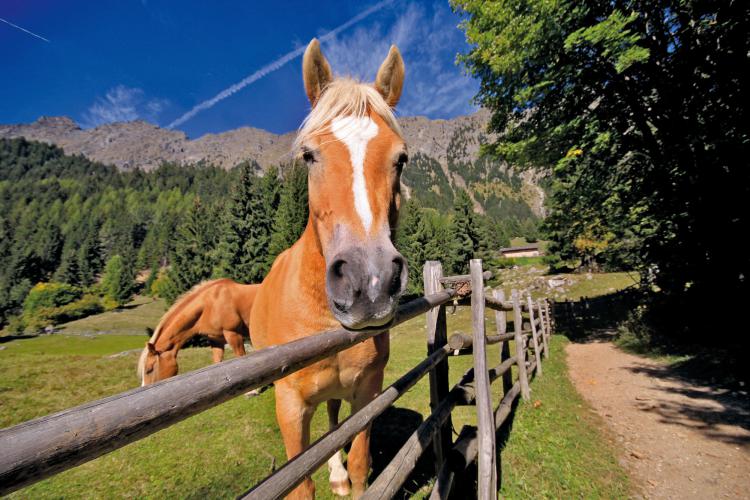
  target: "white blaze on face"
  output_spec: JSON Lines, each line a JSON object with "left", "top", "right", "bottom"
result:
{"left": 331, "top": 116, "right": 379, "bottom": 233}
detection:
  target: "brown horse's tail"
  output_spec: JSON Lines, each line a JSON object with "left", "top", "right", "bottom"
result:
{"left": 136, "top": 279, "right": 226, "bottom": 381}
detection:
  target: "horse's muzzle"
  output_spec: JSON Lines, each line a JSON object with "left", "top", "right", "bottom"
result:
{"left": 325, "top": 244, "right": 408, "bottom": 330}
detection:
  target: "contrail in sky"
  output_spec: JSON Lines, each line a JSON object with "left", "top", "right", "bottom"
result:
{"left": 167, "top": 0, "right": 393, "bottom": 129}
{"left": 0, "top": 17, "right": 50, "bottom": 43}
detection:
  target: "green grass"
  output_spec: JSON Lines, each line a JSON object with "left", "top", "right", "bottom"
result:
{"left": 57, "top": 295, "right": 168, "bottom": 335}
{"left": 562, "top": 272, "right": 637, "bottom": 300}
{"left": 0, "top": 302, "right": 631, "bottom": 499}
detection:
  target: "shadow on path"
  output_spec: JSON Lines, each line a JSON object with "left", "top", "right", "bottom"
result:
{"left": 624, "top": 359, "right": 750, "bottom": 448}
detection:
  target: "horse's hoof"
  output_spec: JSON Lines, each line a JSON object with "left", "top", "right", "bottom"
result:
{"left": 329, "top": 480, "right": 351, "bottom": 497}
{"left": 244, "top": 389, "right": 261, "bottom": 398}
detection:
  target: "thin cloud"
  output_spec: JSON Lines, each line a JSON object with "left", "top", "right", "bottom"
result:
{"left": 81, "top": 85, "right": 168, "bottom": 128}
{"left": 0, "top": 16, "right": 50, "bottom": 43}
{"left": 166, "top": 0, "right": 394, "bottom": 129}
{"left": 325, "top": 2, "right": 478, "bottom": 118}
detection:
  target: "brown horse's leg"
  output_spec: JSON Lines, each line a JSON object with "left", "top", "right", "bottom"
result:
{"left": 224, "top": 330, "right": 247, "bottom": 357}
{"left": 326, "top": 399, "right": 351, "bottom": 496}
{"left": 276, "top": 382, "right": 316, "bottom": 500}
{"left": 208, "top": 338, "right": 225, "bottom": 364}
{"left": 347, "top": 372, "right": 384, "bottom": 499}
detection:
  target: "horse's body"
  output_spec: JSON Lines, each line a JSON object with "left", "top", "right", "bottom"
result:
{"left": 251, "top": 40, "right": 407, "bottom": 499}
{"left": 138, "top": 279, "right": 259, "bottom": 385}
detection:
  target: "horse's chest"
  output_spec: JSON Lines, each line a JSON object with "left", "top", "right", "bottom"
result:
{"left": 296, "top": 333, "right": 389, "bottom": 402}
{"left": 337, "top": 334, "right": 389, "bottom": 384}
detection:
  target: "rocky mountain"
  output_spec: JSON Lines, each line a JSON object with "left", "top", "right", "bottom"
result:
{"left": 0, "top": 110, "right": 545, "bottom": 218}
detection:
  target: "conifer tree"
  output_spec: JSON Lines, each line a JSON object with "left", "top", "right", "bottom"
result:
{"left": 215, "top": 163, "right": 280, "bottom": 284}
{"left": 395, "top": 199, "right": 429, "bottom": 295}
{"left": 268, "top": 163, "right": 309, "bottom": 265}
{"left": 101, "top": 254, "right": 136, "bottom": 308}
{"left": 54, "top": 246, "right": 81, "bottom": 286}
{"left": 165, "top": 198, "right": 220, "bottom": 303}
{"left": 77, "top": 224, "right": 103, "bottom": 287}
{"left": 450, "top": 189, "right": 480, "bottom": 273}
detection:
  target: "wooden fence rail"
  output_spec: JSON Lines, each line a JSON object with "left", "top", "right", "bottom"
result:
{"left": 0, "top": 259, "right": 555, "bottom": 499}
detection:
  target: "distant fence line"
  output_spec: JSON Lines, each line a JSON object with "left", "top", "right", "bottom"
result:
{"left": 0, "top": 259, "right": 555, "bottom": 499}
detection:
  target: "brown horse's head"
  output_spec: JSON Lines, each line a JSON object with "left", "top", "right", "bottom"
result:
{"left": 296, "top": 39, "right": 408, "bottom": 330}
{"left": 138, "top": 341, "right": 178, "bottom": 386}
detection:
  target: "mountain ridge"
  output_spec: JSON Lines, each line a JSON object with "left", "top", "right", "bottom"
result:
{"left": 0, "top": 110, "right": 545, "bottom": 218}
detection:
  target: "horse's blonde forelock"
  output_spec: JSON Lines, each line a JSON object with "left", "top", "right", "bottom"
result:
{"left": 293, "top": 78, "right": 402, "bottom": 152}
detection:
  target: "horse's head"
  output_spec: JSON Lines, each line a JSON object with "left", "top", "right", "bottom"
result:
{"left": 296, "top": 39, "right": 408, "bottom": 330}
{"left": 138, "top": 342, "right": 178, "bottom": 386}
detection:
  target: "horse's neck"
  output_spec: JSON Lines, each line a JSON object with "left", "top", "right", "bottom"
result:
{"left": 153, "top": 304, "right": 200, "bottom": 352}
{"left": 284, "top": 223, "right": 335, "bottom": 323}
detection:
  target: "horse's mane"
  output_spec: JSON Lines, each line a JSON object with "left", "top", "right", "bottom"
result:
{"left": 137, "top": 279, "right": 220, "bottom": 379}
{"left": 293, "top": 78, "right": 402, "bottom": 152}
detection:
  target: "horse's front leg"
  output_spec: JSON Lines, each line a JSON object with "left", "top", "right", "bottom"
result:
{"left": 275, "top": 381, "right": 316, "bottom": 499}
{"left": 224, "top": 330, "right": 247, "bottom": 357}
{"left": 208, "top": 338, "right": 225, "bottom": 363}
{"left": 326, "top": 399, "right": 351, "bottom": 496}
{"left": 348, "top": 370, "right": 384, "bottom": 499}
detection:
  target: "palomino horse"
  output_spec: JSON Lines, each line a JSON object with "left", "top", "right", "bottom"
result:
{"left": 137, "top": 279, "right": 259, "bottom": 386}
{"left": 250, "top": 39, "right": 408, "bottom": 499}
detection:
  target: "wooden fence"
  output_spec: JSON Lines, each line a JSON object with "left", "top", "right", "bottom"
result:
{"left": 0, "top": 259, "right": 555, "bottom": 499}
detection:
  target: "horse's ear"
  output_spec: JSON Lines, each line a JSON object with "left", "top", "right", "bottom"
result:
{"left": 147, "top": 342, "right": 157, "bottom": 355}
{"left": 302, "top": 38, "right": 333, "bottom": 106}
{"left": 375, "top": 45, "right": 405, "bottom": 108}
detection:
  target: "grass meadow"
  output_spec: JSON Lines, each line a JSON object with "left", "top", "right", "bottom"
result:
{"left": 0, "top": 271, "right": 633, "bottom": 498}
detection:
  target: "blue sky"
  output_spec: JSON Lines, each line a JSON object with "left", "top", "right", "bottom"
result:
{"left": 0, "top": 0, "right": 479, "bottom": 138}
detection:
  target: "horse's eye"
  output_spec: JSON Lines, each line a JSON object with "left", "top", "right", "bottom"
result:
{"left": 395, "top": 153, "right": 408, "bottom": 173}
{"left": 301, "top": 148, "right": 316, "bottom": 164}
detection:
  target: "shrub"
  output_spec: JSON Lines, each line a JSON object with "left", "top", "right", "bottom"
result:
{"left": 150, "top": 267, "right": 173, "bottom": 299}
{"left": 23, "top": 282, "right": 82, "bottom": 317}
{"left": 23, "top": 294, "right": 104, "bottom": 332}
{"left": 6, "top": 315, "right": 27, "bottom": 334}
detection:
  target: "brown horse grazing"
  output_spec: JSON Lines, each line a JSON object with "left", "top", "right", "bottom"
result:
{"left": 137, "top": 279, "right": 259, "bottom": 386}
{"left": 250, "top": 39, "right": 408, "bottom": 499}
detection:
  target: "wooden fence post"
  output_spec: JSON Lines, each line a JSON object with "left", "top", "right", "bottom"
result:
{"left": 545, "top": 299, "right": 553, "bottom": 336}
{"left": 493, "top": 289, "right": 513, "bottom": 394}
{"left": 537, "top": 299, "right": 549, "bottom": 358}
{"left": 527, "top": 294, "right": 543, "bottom": 376}
{"left": 423, "top": 261, "right": 452, "bottom": 476}
{"left": 470, "top": 259, "right": 496, "bottom": 500}
{"left": 512, "top": 289, "right": 531, "bottom": 401}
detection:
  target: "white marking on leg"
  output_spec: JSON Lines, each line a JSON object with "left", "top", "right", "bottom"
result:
{"left": 328, "top": 450, "right": 350, "bottom": 494}
{"left": 331, "top": 116, "right": 379, "bottom": 233}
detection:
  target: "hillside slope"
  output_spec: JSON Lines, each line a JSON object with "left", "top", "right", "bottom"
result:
{"left": 0, "top": 111, "right": 545, "bottom": 218}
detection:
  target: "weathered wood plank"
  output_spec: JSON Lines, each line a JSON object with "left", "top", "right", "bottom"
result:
{"left": 493, "top": 289, "right": 513, "bottom": 395}
{"left": 423, "top": 261, "right": 453, "bottom": 476}
{"left": 537, "top": 299, "right": 549, "bottom": 358}
{"left": 240, "top": 345, "right": 451, "bottom": 499}
{"left": 448, "top": 381, "right": 522, "bottom": 471}
{"left": 512, "top": 290, "right": 531, "bottom": 400}
{"left": 527, "top": 294, "right": 543, "bottom": 376}
{"left": 0, "top": 290, "right": 454, "bottom": 495}
{"left": 485, "top": 295, "right": 514, "bottom": 312}
{"left": 439, "top": 270, "right": 492, "bottom": 285}
{"left": 361, "top": 367, "right": 475, "bottom": 500}
{"left": 429, "top": 460, "right": 455, "bottom": 500}
{"left": 447, "top": 332, "right": 515, "bottom": 351}
{"left": 470, "top": 259, "right": 497, "bottom": 500}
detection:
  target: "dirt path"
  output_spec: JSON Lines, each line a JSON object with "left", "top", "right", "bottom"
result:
{"left": 566, "top": 341, "right": 750, "bottom": 499}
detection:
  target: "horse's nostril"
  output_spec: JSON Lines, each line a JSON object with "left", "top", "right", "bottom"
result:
{"left": 389, "top": 257, "right": 406, "bottom": 296}
{"left": 333, "top": 300, "right": 348, "bottom": 313}
{"left": 332, "top": 259, "right": 347, "bottom": 279}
